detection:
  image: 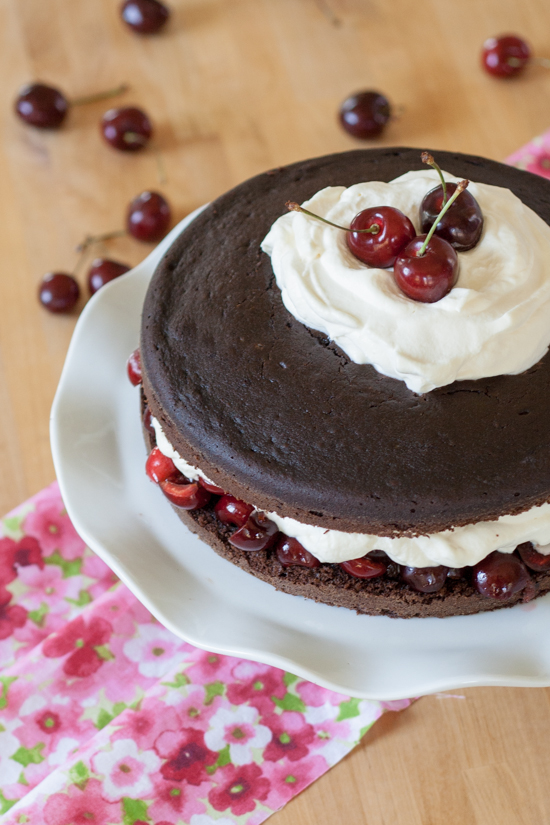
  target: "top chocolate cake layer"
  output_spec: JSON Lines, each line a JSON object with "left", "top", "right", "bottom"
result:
{"left": 141, "top": 147, "right": 550, "bottom": 536}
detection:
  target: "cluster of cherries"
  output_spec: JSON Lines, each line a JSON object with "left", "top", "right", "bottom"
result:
{"left": 16, "top": 85, "right": 156, "bottom": 154}
{"left": 128, "top": 349, "right": 549, "bottom": 602}
{"left": 339, "top": 35, "right": 542, "bottom": 142}
{"left": 15, "top": 0, "right": 172, "bottom": 314}
{"left": 287, "top": 152, "right": 483, "bottom": 304}
{"left": 37, "top": 191, "right": 171, "bottom": 313}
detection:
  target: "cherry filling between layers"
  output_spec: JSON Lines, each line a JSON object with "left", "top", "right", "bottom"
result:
{"left": 140, "top": 402, "right": 550, "bottom": 604}
{"left": 148, "top": 407, "right": 550, "bottom": 571}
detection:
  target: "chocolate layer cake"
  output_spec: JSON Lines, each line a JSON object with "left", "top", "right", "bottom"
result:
{"left": 138, "top": 147, "right": 550, "bottom": 618}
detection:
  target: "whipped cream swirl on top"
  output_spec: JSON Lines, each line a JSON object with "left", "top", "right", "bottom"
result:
{"left": 261, "top": 169, "right": 550, "bottom": 393}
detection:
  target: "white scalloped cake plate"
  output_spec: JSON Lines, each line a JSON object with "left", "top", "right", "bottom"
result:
{"left": 50, "top": 209, "right": 550, "bottom": 700}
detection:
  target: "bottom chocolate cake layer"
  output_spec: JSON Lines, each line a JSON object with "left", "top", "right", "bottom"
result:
{"left": 177, "top": 503, "right": 550, "bottom": 619}
{"left": 142, "top": 409, "right": 550, "bottom": 619}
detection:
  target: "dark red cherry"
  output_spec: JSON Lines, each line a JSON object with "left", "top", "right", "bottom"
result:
{"left": 38, "top": 273, "right": 80, "bottom": 313}
{"left": 127, "top": 191, "right": 171, "bottom": 242}
{"left": 127, "top": 348, "right": 142, "bottom": 385}
{"left": 276, "top": 536, "right": 320, "bottom": 568}
{"left": 516, "top": 542, "right": 550, "bottom": 572}
{"left": 143, "top": 406, "right": 155, "bottom": 435}
{"left": 346, "top": 207, "right": 415, "bottom": 268}
{"left": 340, "top": 554, "right": 387, "bottom": 579}
{"left": 473, "top": 551, "right": 532, "bottom": 600}
{"left": 146, "top": 447, "right": 177, "bottom": 483}
{"left": 339, "top": 91, "right": 391, "bottom": 139}
{"left": 420, "top": 182, "right": 483, "bottom": 251}
{"left": 198, "top": 478, "right": 225, "bottom": 495}
{"left": 15, "top": 83, "right": 68, "bottom": 129}
{"left": 88, "top": 258, "right": 130, "bottom": 295}
{"left": 394, "top": 235, "right": 458, "bottom": 303}
{"left": 15, "top": 82, "right": 127, "bottom": 130}
{"left": 101, "top": 106, "right": 153, "bottom": 151}
{"left": 446, "top": 567, "right": 466, "bottom": 579}
{"left": 482, "top": 35, "right": 531, "bottom": 78}
{"left": 401, "top": 565, "right": 448, "bottom": 593}
{"left": 214, "top": 495, "right": 254, "bottom": 529}
{"left": 160, "top": 478, "right": 211, "bottom": 509}
{"left": 229, "top": 513, "right": 279, "bottom": 552}
{"left": 120, "top": 0, "right": 170, "bottom": 33}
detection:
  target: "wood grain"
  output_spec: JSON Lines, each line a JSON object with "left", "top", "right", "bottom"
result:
{"left": 1, "top": 0, "right": 550, "bottom": 821}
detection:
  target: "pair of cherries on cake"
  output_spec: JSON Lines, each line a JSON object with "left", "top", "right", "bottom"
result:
{"left": 288, "top": 152, "right": 484, "bottom": 303}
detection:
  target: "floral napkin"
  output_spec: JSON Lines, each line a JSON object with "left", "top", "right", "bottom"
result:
{"left": 506, "top": 129, "right": 550, "bottom": 177}
{"left": 0, "top": 483, "right": 410, "bottom": 825}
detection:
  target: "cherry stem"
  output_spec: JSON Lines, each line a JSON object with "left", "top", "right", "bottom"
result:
{"left": 76, "top": 229, "right": 126, "bottom": 253}
{"left": 421, "top": 151, "right": 447, "bottom": 204}
{"left": 124, "top": 131, "right": 148, "bottom": 146}
{"left": 72, "top": 244, "right": 91, "bottom": 279}
{"left": 418, "top": 180, "right": 468, "bottom": 256}
{"left": 286, "top": 201, "right": 380, "bottom": 234}
{"left": 69, "top": 83, "right": 129, "bottom": 108}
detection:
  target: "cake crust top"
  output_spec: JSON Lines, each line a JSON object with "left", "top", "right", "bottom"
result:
{"left": 141, "top": 147, "right": 550, "bottom": 536}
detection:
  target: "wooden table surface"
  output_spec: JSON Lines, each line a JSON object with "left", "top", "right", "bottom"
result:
{"left": 2, "top": 0, "right": 550, "bottom": 821}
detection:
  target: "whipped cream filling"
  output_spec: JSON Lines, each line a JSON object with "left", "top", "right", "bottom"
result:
{"left": 151, "top": 418, "right": 550, "bottom": 568}
{"left": 261, "top": 170, "right": 550, "bottom": 393}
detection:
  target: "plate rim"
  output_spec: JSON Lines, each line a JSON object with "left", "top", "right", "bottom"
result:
{"left": 50, "top": 212, "right": 550, "bottom": 700}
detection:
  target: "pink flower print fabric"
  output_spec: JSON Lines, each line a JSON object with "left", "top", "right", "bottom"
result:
{"left": 507, "top": 129, "right": 550, "bottom": 179}
{"left": 0, "top": 483, "right": 412, "bottom": 824}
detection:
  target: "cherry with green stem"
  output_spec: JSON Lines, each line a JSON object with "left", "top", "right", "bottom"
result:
{"left": 286, "top": 200, "right": 415, "bottom": 268}
{"left": 101, "top": 106, "right": 153, "bottom": 151}
{"left": 421, "top": 151, "right": 447, "bottom": 204}
{"left": 77, "top": 191, "right": 172, "bottom": 255}
{"left": 339, "top": 91, "right": 392, "bottom": 139}
{"left": 37, "top": 242, "right": 92, "bottom": 313}
{"left": 419, "top": 152, "right": 483, "bottom": 251}
{"left": 120, "top": 0, "right": 170, "bottom": 34}
{"left": 88, "top": 258, "right": 131, "bottom": 295}
{"left": 15, "top": 82, "right": 128, "bottom": 129}
{"left": 417, "top": 180, "right": 468, "bottom": 256}
{"left": 394, "top": 180, "right": 468, "bottom": 303}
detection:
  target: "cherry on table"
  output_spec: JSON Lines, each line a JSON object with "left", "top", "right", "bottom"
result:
{"left": 341, "top": 554, "right": 387, "bottom": 579}
{"left": 400, "top": 565, "right": 448, "bottom": 593}
{"left": 339, "top": 91, "right": 391, "bottom": 139}
{"left": 120, "top": 0, "right": 170, "bottom": 33}
{"left": 101, "top": 106, "right": 153, "bottom": 151}
{"left": 473, "top": 550, "right": 532, "bottom": 600}
{"left": 276, "top": 536, "right": 320, "bottom": 568}
{"left": 88, "top": 258, "right": 131, "bottom": 295}
{"left": 229, "top": 513, "right": 279, "bottom": 552}
{"left": 15, "top": 84, "right": 68, "bottom": 129}
{"left": 346, "top": 206, "right": 415, "bottom": 268}
{"left": 38, "top": 273, "right": 80, "bottom": 313}
{"left": 127, "top": 191, "right": 171, "bottom": 242}
{"left": 15, "top": 82, "right": 127, "bottom": 129}
{"left": 127, "top": 348, "right": 142, "bottom": 385}
{"left": 482, "top": 35, "right": 531, "bottom": 78}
